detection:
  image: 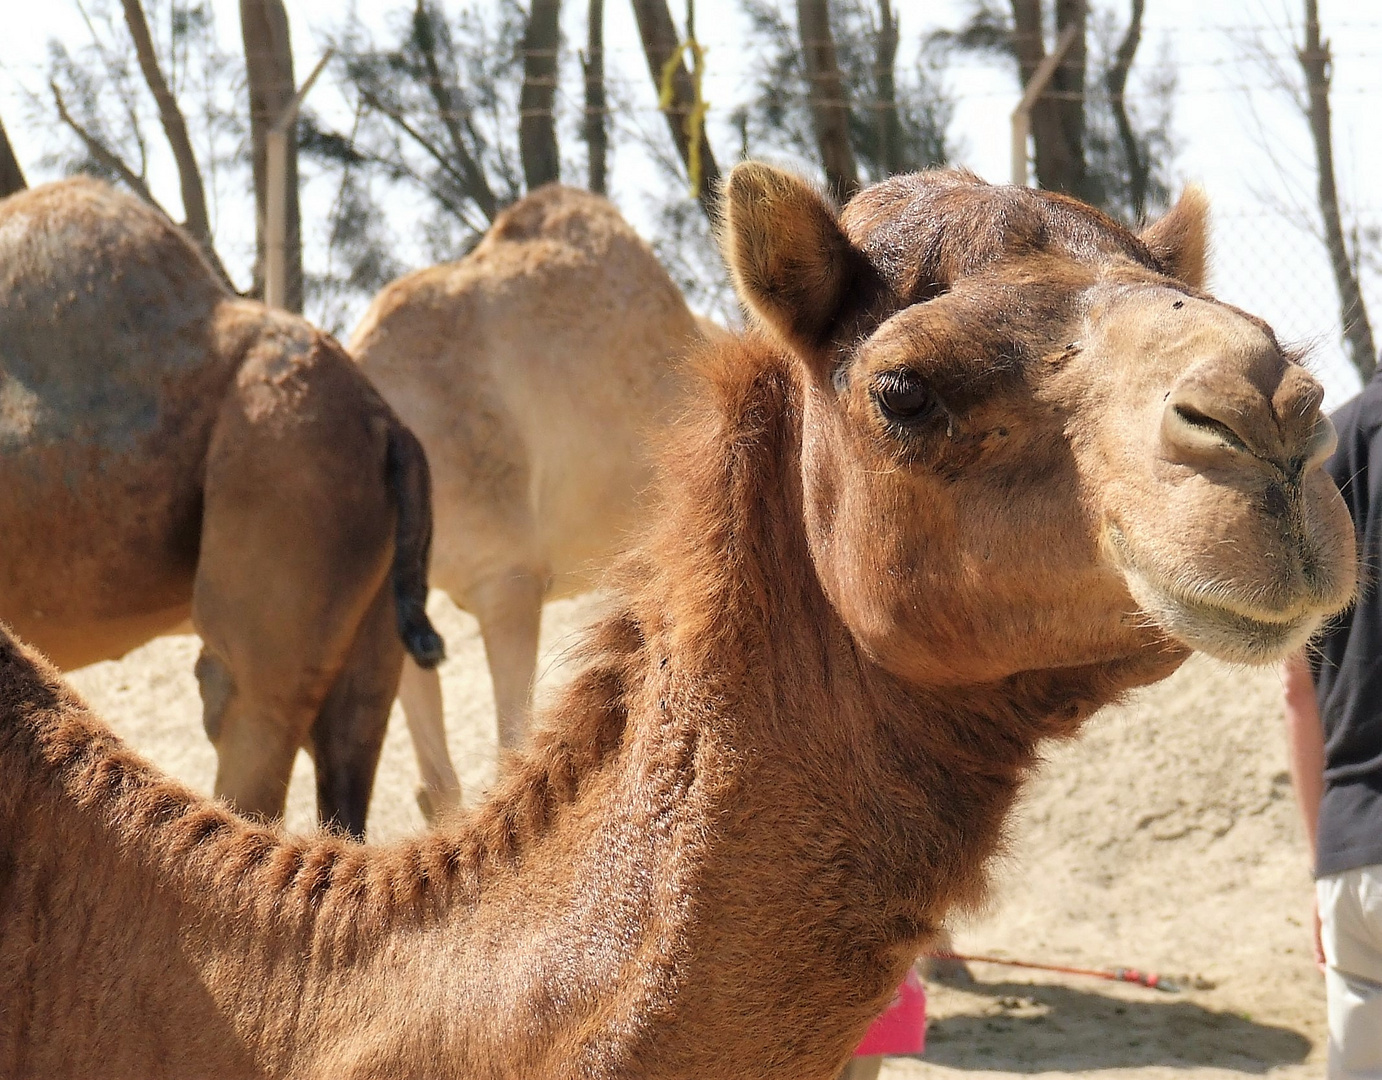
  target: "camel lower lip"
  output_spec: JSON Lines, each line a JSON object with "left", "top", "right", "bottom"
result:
{"left": 1150, "top": 587, "right": 1312, "bottom": 653}
{"left": 1109, "top": 530, "right": 1320, "bottom": 664}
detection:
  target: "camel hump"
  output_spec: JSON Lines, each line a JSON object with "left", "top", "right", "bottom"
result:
{"left": 0, "top": 178, "right": 229, "bottom": 453}
{"left": 481, "top": 183, "right": 640, "bottom": 254}
{"left": 386, "top": 421, "right": 446, "bottom": 668}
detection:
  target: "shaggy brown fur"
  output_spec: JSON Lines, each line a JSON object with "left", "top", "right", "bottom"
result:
{"left": 0, "top": 165, "right": 1356, "bottom": 1078}
{"left": 0, "top": 178, "right": 443, "bottom": 837}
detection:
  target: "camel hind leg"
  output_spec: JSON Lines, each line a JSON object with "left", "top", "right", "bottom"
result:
{"left": 398, "top": 567, "right": 542, "bottom": 820}
{"left": 195, "top": 646, "right": 303, "bottom": 823}
{"left": 309, "top": 582, "right": 406, "bottom": 838}
{"left": 467, "top": 569, "right": 546, "bottom": 752}
{"left": 398, "top": 658, "right": 462, "bottom": 821}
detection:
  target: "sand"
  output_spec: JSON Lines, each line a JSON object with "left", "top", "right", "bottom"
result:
{"left": 65, "top": 591, "right": 1325, "bottom": 1078}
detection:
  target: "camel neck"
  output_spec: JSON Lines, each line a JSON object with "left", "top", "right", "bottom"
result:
{"left": 398, "top": 346, "right": 1157, "bottom": 1077}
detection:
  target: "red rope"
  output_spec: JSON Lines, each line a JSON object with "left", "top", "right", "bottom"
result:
{"left": 928, "top": 951, "right": 1182, "bottom": 992}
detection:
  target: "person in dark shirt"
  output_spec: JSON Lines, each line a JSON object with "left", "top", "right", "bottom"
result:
{"left": 1283, "top": 376, "right": 1382, "bottom": 1079}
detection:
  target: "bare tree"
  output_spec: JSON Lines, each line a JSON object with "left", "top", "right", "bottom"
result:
{"left": 582, "top": 0, "right": 608, "bottom": 194}
{"left": 300, "top": 0, "right": 530, "bottom": 330}
{"left": 1103, "top": 0, "right": 1147, "bottom": 218}
{"left": 519, "top": 0, "right": 561, "bottom": 188}
{"left": 1298, "top": 0, "right": 1374, "bottom": 380}
{"left": 241, "top": 0, "right": 303, "bottom": 311}
{"left": 797, "top": 0, "right": 859, "bottom": 197}
{"left": 629, "top": 0, "right": 721, "bottom": 218}
{"left": 0, "top": 116, "right": 24, "bottom": 197}
{"left": 406, "top": 0, "right": 505, "bottom": 223}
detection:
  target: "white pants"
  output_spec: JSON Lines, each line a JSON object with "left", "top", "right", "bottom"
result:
{"left": 1318, "top": 864, "right": 1382, "bottom": 1079}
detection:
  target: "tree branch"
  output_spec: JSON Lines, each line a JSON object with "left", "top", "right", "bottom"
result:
{"left": 51, "top": 79, "right": 237, "bottom": 291}
{"left": 410, "top": 0, "right": 499, "bottom": 220}
{"left": 120, "top": 0, "right": 213, "bottom": 255}
{"left": 362, "top": 143, "right": 483, "bottom": 234}
{"left": 356, "top": 88, "right": 490, "bottom": 233}
{"left": 51, "top": 80, "right": 158, "bottom": 206}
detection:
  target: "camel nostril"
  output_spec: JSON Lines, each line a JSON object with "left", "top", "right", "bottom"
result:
{"left": 1172, "top": 403, "right": 1249, "bottom": 453}
{"left": 1160, "top": 391, "right": 1257, "bottom": 465}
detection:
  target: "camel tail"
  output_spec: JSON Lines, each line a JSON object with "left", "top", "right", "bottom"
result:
{"left": 385, "top": 422, "right": 446, "bottom": 669}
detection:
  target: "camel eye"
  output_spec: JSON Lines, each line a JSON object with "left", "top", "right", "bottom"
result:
{"left": 873, "top": 370, "right": 936, "bottom": 424}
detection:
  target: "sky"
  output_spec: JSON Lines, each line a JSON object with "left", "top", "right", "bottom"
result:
{"left": 2, "top": 0, "right": 1378, "bottom": 406}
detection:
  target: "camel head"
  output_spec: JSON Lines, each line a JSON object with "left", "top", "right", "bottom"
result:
{"left": 721, "top": 163, "right": 1356, "bottom": 685}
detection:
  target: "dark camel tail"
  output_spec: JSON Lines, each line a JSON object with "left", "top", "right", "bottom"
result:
{"left": 386, "top": 423, "right": 446, "bottom": 668}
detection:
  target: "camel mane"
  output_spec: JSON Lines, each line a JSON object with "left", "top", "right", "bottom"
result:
{"left": 0, "top": 610, "right": 640, "bottom": 952}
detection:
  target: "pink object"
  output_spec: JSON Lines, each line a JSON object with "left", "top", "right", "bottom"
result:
{"left": 854, "top": 969, "right": 927, "bottom": 1057}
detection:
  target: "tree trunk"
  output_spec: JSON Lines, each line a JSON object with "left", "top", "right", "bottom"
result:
{"left": 797, "top": 0, "right": 858, "bottom": 197}
{"left": 1299, "top": 0, "right": 1375, "bottom": 381}
{"left": 629, "top": 0, "right": 721, "bottom": 219}
{"left": 122, "top": 0, "right": 233, "bottom": 288}
{"left": 583, "top": 0, "right": 608, "bottom": 195}
{"left": 519, "top": 0, "right": 562, "bottom": 190}
{"left": 874, "top": 0, "right": 904, "bottom": 177}
{"left": 0, "top": 115, "right": 26, "bottom": 197}
{"left": 1050, "top": 0, "right": 1090, "bottom": 201}
{"left": 1105, "top": 0, "right": 1146, "bottom": 219}
{"left": 241, "top": 0, "right": 302, "bottom": 311}
{"left": 1010, "top": 0, "right": 1087, "bottom": 199}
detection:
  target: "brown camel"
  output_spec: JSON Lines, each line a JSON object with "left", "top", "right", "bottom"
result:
{"left": 349, "top": 184, "right": 704, "bottom": 816}
{"left": 0, "top": 165, "right": 1356, "bottom": 1079}
{"left": 0, "top": 178, "right": 443, "bottom": 838}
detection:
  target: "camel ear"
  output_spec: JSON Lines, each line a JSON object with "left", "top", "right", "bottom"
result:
{"left": 721, "top": 162, "right": 863, "bottom": 356}
{"left": 1140, "top": 186, "right": 1209, "bottom": 289}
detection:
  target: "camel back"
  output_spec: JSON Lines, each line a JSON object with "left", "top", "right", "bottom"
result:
{"left": 0, "top": 178, "right": 229, "bottom": 455}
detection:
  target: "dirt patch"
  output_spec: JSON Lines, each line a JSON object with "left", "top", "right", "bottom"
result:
{"left": 66, "top": 598, "right": 1323, "bottom": 1078}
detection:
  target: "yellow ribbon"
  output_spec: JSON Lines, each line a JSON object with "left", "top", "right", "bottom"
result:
{"left": 658, "top": 36, "right": 708, "bottom": 199}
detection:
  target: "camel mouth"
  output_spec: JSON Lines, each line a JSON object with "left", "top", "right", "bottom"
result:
{"left": 1108, "top": 528, "right": 1324, "bottom": 665}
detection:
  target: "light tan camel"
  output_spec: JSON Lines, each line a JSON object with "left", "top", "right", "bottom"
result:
{"left": 349, "top": 184, "right": 704, "bottom": 815}
{"left": 0, "top": 178, "right": 443, "bottom": 838}
{"left": 0, "top": 165, "right": 1356, "bottom": 1079}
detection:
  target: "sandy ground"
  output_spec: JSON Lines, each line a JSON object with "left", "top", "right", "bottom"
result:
{"left": 66, "top": 591, "right": 1325, "bottom": 1079}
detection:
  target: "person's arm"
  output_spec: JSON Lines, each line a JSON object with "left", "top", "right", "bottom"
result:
{"left": 1281, "top": 649, "right": 1327, "bottom": 969}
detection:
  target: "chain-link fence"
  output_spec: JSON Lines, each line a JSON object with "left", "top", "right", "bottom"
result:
{"left": 1210, "top": 205, "right": 1380, "bottom": 407}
